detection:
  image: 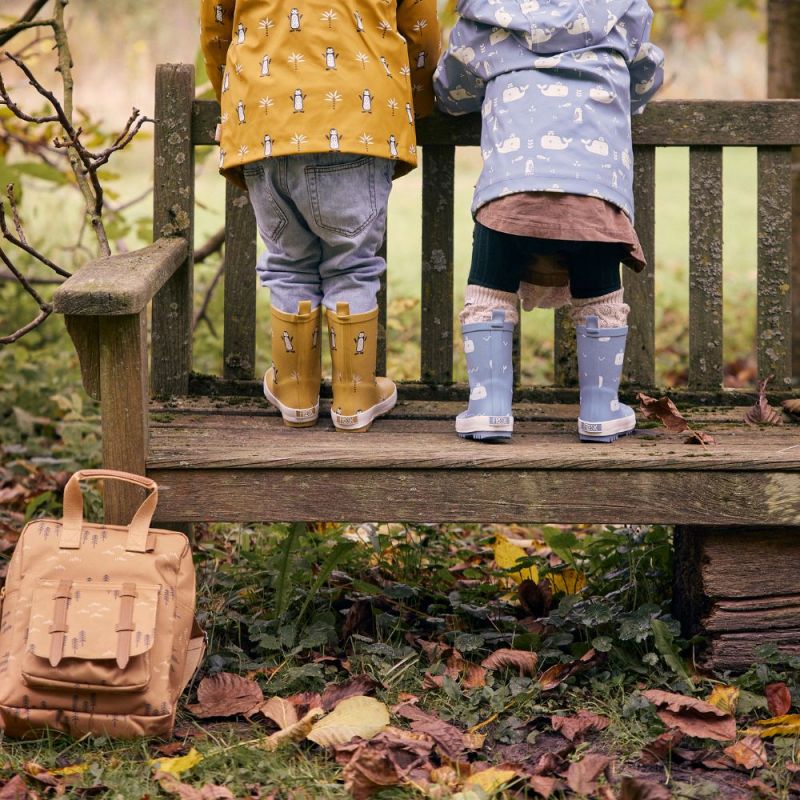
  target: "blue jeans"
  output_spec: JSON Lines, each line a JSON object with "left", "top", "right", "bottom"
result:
{"left": 243, "top": 153, "right": 393, "bottom": 314}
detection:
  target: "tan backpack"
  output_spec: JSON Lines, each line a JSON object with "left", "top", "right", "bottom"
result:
{"left": 0, "top": 469, "right": 205, "bottom": 739}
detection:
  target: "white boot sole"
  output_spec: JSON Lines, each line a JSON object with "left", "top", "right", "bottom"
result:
{"left": 263, "top": 374, "right": 319, "bottom": 427}
{"left": 578, "top": 414, "right": 636, "bottom": 440}
{"left": 456, "top": 415, "right": 514, "bottom": 435}
{"left": 332, "top": 387, "right": 398, "bottom": 432}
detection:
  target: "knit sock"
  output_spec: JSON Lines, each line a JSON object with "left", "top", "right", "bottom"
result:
{"left": 518, "top": 281, "right": 572, "bottom": 311}
{"left": 459, "top": 285, "right": 519, "bottom": 325}
{"left": 570, "top": 289, "right": 629, "bottom": 328}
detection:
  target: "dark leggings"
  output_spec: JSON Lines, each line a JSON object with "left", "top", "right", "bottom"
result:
{"left": 468, "top": 222, "right": 623, "bottom": 299}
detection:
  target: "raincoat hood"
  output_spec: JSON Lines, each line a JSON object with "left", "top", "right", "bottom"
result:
{"left": 456, "top": 0, "right": 638, "bottom": 54}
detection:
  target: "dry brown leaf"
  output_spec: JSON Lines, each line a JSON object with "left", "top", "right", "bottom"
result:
{"left": 782, "top": 398, "right": 800, "bottom": 420}
{"left": 321, "top": 674, "right": 381, "bottom": 712}
{"left": 619, "top": 775, "right": 671, "bottom": 800}
{"left": 519, "top": 578, "right": 553, "bottom": 617}
{"left": 640, "top": 729, "right": 683, "bottom": 764}
{"left": 765, "top": 682, "right": 792, "bottom": 717}
{"left": 538, "top": 648, "right": 600, "bottom": 691}
{"left": 259, "top": 696, "right": 298, "bottom": 730}
{"left": 641, "top": 689, "right": 735, "bottom": 742}
{"left": 528, "top": 775, "right": 561, "bottom": 798}
{"left": 0, "top": 775, "right": 29, "bottom": 800}
{"left": 563, "top": 752, "right": 611, "bottom": 795}
{"left": 746, "top": 778, "right": 779, "bottom": 797}
{"left": 684, "top": 430, "right": 717, "bottom": 445}
{"left": 481, "top": 648, "right": 538, "bottom": 676}
{"left": 158, "top": 773, "right": 236, "bottom": 800}
{"left": 551, "top": 710, "right": 610, "bottom": 742}
{"left": 744, "top": 377, "right": 783, "bottom": 426}
{"left": 462, "top": 663, "right": 487, "bottom": 689}
{"left": 393, "top": 701, "right": 466, "bottom": 760}
{"left": 724, "top": 735, "right": 769, "bottom": 770}
{"left": 186, "top": 673, "right": 263, "bottom": 718}
{"left": 637, "top": 393, "right": 690, "bottom": 432}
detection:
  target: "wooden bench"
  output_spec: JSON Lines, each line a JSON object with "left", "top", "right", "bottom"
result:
{"left": 53, "top": 64, "right": 800, "bottom": 670}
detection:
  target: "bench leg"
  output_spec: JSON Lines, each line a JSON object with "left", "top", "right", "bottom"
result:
{"left": 99, "top": 312, "right": 149, "bottom": 524}
{"left": 673, "top": 525, "right": 800, "bottom": 670}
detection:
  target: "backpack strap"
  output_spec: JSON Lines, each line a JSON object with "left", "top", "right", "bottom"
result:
{"left": 49, "top": 580, "right": 73, "bottom": 667}
{"left": 115, "top": 582, "right": 137, "bottom": 669}
{"left": 181, "top": 619, "right": 207, "bottom": 688}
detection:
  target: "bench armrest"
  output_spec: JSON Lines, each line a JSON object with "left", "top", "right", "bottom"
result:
{"left": 52, "top": 237, "right": 188, "bottom": 316}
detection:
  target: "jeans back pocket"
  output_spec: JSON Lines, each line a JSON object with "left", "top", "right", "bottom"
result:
{"left": 305, "top": 157, "right": 378, "bottom": 237}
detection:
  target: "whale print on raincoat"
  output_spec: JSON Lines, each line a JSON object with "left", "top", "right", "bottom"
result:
{"left": 433, "top": 0, "right": 664, "bottom": 220}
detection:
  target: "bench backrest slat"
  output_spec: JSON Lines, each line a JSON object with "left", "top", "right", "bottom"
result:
{"left": 688, "top": 146, "right": 724, "bottom": 390}
{"left": 152, "top": 64, "right": 195, "bottom": 397}
{"left": 223, "top": 183, "right": 257, "bottom": 380}
{"left": 420, "top": 145, "right": 455, "bottom": 384}
{"left": 171, "top": 86, "right": 800, "bottom": 396}
{"left": 627, "top": 145, "right": 657, "bottom": 387}
{"left": 757, "top": 146, "right": 794, "bottom": 386}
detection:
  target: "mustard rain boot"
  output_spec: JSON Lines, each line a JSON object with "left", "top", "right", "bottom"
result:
{"left": 264, "top": 300, "right": 322, "bottom": 427}
{"left": 326, "top": 303, "right": 397, "bottom": 432}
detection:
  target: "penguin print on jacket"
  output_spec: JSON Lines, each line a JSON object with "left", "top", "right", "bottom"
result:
{"left": 201, "top": 0, "right": 440, "bottom": 172}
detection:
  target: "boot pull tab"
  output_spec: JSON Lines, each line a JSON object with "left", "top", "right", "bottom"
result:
{"left": 297, "top": 300, "right": 312, "bottom": 315}
{"left": 490, "top": 309, "right": 506, "bottom": 328}
{"left": 586, "top": 315, "right": 600, "bottom": 335}
{"left": 336, "top": 302, "right": 351, "bottom": 319}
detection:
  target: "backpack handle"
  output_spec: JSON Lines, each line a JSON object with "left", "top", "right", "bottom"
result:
{"left": 60, "top": 469, "right": 158, "bottom": 552}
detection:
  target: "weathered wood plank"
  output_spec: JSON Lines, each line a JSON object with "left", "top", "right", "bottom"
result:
{"left": 223, "top": 183, "right": 257, "bottom": 380}
{"left": 147, "top": 467, "right": 799, "bottom": 525}
{"left": 193, "top": 101, "right": 800, "bottom": 147}
{"left": 152, "top": 64, "right": 195, "bottom": 397}
{"left": 707, "top": 631, "right": 800, "bottom": 670}
{"left": 64, "top": 316, "right": 100, "bottom": 401}
{"left": 53, "top": 238, "right": 187, "bottom": 316}
{"left": 626, "top": 146, "right": 656, "bottom": 386}
{"left": 688, "top": 147, "right": 724, "bottom": 390}
{"left": 421, "top": 146, "right": 455, "bottom": 384}
{"left": 100, "top": 313, "right": 149, "bottom": 524}
{"left": 757, "top": 147, "right": 793, "bottom": 386}
{"left": 146, "top": 412, "right": 800, "bottom": 472}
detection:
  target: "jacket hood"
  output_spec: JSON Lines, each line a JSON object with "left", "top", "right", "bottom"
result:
{"left": 455, "top": 0, "right": 638, "bottom": 53}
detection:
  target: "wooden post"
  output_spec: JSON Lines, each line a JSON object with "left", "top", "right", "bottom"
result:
{"left": 152, "top": 64, "right": 195, "bottom": 397}
{"left": 674, "top": 526, "right": 800, "bottom": 670}
{"left": 99, "top": 313, "right": 149, "bottom": 524}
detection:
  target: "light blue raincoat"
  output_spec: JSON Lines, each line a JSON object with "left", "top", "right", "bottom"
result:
{"left": 433, "top": 0, "right": 664, "bottom": 220}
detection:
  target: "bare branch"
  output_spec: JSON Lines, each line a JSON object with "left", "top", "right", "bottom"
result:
{"left": 0, "top": 245, "right": 53, "bottom": 344}
{"left": 0, "top": 0, "right": 53, "bottom": 47}
{"left": 193, "top": 258, "right": 226, "bottom": 335}
{"left": 195, "top": 227, "right": 226, "bottom": 264}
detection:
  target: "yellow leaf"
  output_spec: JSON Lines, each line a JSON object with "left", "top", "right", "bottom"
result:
{"left": 50, "top": 763, "right": 89, "bottom": 776}
{"left": 258, "top": 707, "right": 325, "bottom": 751}
{"left": 745, "top": 714, "right": 800, "bottom": 738}
{"left": 546, "top": 568, "right": 586, "bottom": 595}
{"left": 150, "top": 747, "right": 204, "bottom": 776}
{"left": 493, "top": 536, "right": 538, "bottom": 584}
{"left": 306, "top": 695, "right": 389, "bottom": 747}
{"left": 464, "top": 766, "right": 518, "bottom": 793}
{"left": 707, "top": 685, "right": 740, "bottom": 716}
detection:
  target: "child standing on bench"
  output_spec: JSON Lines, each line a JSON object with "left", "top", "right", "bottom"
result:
{"left": 201, "top": 1, "right": 440, "bottom": 431}
{"left": 434, "top": 0, "right": 663, "bottom": 443}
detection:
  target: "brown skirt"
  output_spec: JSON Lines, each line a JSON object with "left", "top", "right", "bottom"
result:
{"left": 475, "top": 192, "right": 646, "bottom": 276}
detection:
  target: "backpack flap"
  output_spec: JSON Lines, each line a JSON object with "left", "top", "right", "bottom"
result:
{"left": 22, "top": 581, "right": 161, "bottom": 693}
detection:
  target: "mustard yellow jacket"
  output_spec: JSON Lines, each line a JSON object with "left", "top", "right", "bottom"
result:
{"left": 200, "top": 0, "right": 441, "bottom": 184}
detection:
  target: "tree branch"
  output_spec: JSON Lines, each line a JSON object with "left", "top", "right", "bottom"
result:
{"left": 0, "top": 0, "right": 51, "bottom": 47}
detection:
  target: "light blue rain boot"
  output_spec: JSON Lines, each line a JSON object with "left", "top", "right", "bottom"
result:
{"left": 456, "top": 310, "right": 514, "bottom": 442}
{"left": 576, "top": 315, "right": 636, "bottom": 443}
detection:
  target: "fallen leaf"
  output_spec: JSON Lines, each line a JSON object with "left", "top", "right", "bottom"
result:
{"left": 259, "top": 696, "right": 298, "bottom": 730}
{"left": 529, "top": 774, "right": 561, "bottom": 798}
{"left": 307, "top": 695, "right": 389, "bottom": 747}
{"left": 746, "top": 777, "right": 778, "bottom": 797}
{"left": 563, "top": 753, "right": 611, "bottom": 795}
{"left": 642, "top": 689, "right": 735, "bottom": 742}
{"left": 158, "top": 773, "right": 236, "bottom": 800}
{"left": 724, "top": 735, "right": 769, "bottom": 770}
{"left": 393, "top": 701, "right": 466, "bottom": 760}
{"left": 519, "top": 578, "right": 553, "bottom": 617}
{"left": 637, "top": 393, "right": 690, "bottom": 432}
{"left": 744, "top": 376, "right": 783, "bottom": 426}
{"left": 619, "top": 775, "right": 671, "bottom": 800}
{"left": 782, "top": 398, "right": 800, "bottom": 420}
{"left": 765, "top": 682, "right": 792, "bottom": 717}
{"left": 494, "top": 535, "right": 538, "bottom": 584}
{"left": 706, "top": 684, "right": 739, "bottom": 716}
{"left": 258, "top": 707, "right": 326, "bottom": 751}
{"left": 684, "top": 430, "right": 716, "bottom": 445}
{"left": 481, "top": 648, "right": 538, "bottom": 676}
{"left": 546, "top": 568, "right": 586, "bottom": 595}
{"left": 0, "top": 775, "right": 29, "bottom": 800}
{"left": 49, "top": 763, "right": 88, "bottom": 776}
{"left": 538, "top": 648, "right": 600, "bottom": 691}
{"left": 150, "top": 748, "right": 204, "bottom": 777}
{"left": 462, "top": 663, "right": 487, "bottom": 689}
{"left": 745, "top": 714, "right": 800, "bottom": 738}
{"left": 551, "top": 710, "right": 610, "bottom": 741}
{"left": 321, "top": 674, "right": 381, "bottom": 711}
{"left": 463, "top": 766, "right": 518, "bottom": 793}
{"left": 187, "top": 673, "right": 263, "bottom": 718}
{"left": 640, "top": 729, "right": 683, "bottom": 764}
{"left": 154, "top": 742, "right": 190, "bottom": 758}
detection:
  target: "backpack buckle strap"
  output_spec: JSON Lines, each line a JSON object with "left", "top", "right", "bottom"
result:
{"left": 115, "top": 582, "right": 137, "bottom": 669}
{"left": 49, "top": 580, "right": 72, "bottom": 667}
